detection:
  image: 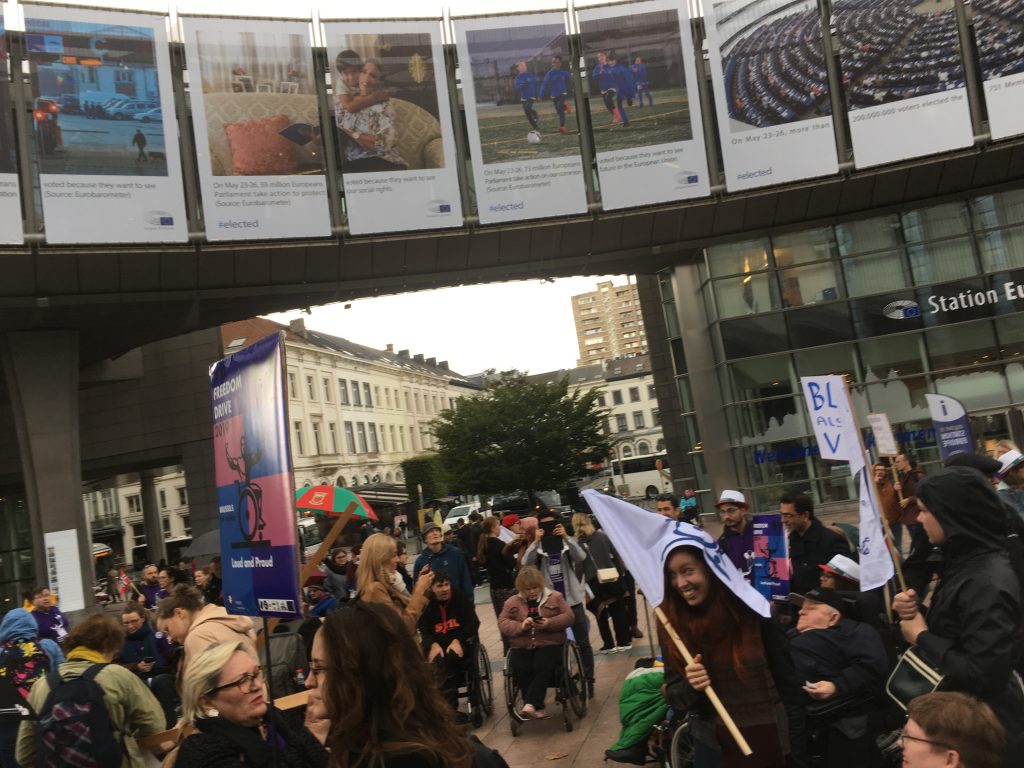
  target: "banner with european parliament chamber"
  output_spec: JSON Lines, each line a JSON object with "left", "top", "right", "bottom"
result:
{"left": 0, "top": 7, "right": 22, "bottom": 244}
{"left": 834, "top": 0, "right": 974, "bottom": 169}
{"left": 182, "top": 16, "right": 331, "bottom": 241}
{"left": 704, "top": 0, "right": 838, "bottom": 192}
{"left": 971, "top": 0, "right": 1024, "bottom": 142}
{"left": 576, "top": 0, "right": 710, "bottom": 209}
{"left": 323, "top": 18, "right": 463, "bottom": 235}
{"left": 453, "top": 11, "right": 588, "bottom": 225}
{"left": 23, "top": 4, "right": 187, "bottom": 244}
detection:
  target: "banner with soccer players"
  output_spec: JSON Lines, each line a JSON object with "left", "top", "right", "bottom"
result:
{"left": 182, "top": 16, "right": 331, "bottom": 241}
{"left": 834, "top": 0, "right": 974, "bottom": 169}
{"left": 971, "top": 0, "right": 1024, "bottom": 141}
{"left": 22, "top": 5, "right": 188, "bottom": 243}
{"left": 0, "top": 7, "right": 22, "bottom": 244}
{"left": 576, "top": 0, "right": 710, "bottom": 209}
{"left": 704, "top": 0, "right": 838, "bottom": 192}
{"left": 453, "top": 11, "right": 588, "bottom": 225}
{"left": 322, "top": 18, "right": 463, "bottom": 235}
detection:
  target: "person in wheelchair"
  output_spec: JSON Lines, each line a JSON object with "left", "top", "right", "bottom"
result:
{"left": 789, "top": 587, "right": 888, "bottom": 768}
{"left": 498, "top": 565, "right": 574, "bottom": 719}
{"left": 417, "top": 569, "right": 481, "bottom": 719}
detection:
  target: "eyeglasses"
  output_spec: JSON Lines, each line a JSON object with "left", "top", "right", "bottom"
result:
{"left": 898, "top": 731, "right": 953, "bottom": 751}
{"left": 122, "top": 617, "right": 143, "bottom": 627}
{"left": 306, "top": 665, "right": 328, "bottom": 684}
{"left": 207, "top": 667, "right": 266, "bottom": 695}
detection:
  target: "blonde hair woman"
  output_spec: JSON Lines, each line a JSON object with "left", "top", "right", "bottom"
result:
{"left": 356, "top": 533, "right": 433, "bottom": 633}
{"left": 172, "top": 642, "right": 327, "bottom": 768}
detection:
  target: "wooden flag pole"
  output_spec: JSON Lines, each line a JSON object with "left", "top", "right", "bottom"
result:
{"left": 654, "top": 606, "right": 753, "bottom": 757}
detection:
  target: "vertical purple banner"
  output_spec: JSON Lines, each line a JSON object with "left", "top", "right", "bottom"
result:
{"left": 752, "top": 513, "right": 790, "bottom": 603}
{"left": 0, "top": 7, "right": 22, "bottom": 243}
{"left": 211, "top": 332, "right": 301, "bottom": 619}
{"left": 924, "top": 393, "right": 973, "bottom": 462}
{"left": 835, "top": 0, "right": 973, "bottom": 169}
{"left": 971, "top": 0, "right": 1024, "bottom": 141}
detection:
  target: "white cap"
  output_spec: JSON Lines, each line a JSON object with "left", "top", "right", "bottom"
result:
{"left": 819, "top": 554, "right": 861, "bottom": 583}
{"left": 715, "top": 490, "right": 748, "bottom": 509}
{"left": 998, "top": 450, "right": 1024, "bottom": 478}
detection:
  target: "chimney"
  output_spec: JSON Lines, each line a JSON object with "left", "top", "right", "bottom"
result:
{"left": 398, "top": 349, "right": 410, "bottom": 358}
{"left": 426, "top": 357, "right": 437, "bottom": 367}
{"left": 438, "top": 361, "right": 449, "bottom": 370}
{"left": 413, "top": 354, "right": 425, "bottom": 363}
{"left": 386, "top": 343, "right": 394, "bottom": 353}
{"left": 288, "top": 318, "right": 307, "bottom": 338}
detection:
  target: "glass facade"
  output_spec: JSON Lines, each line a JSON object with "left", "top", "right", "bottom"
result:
{"left": 663, "top": 189, "right": 1024, "bottom": 510}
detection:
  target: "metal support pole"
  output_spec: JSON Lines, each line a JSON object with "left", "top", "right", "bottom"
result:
{"left": 311, "top": 44, "right": 346, "bottom": 234}
{"left": 168, "top": 40, "right": 204, "bottom": 236}
{"left": 819, "top": 0, "right": 853, "bottom": 166}
{"left": 9, "top": 31, "right": 39, "bottom": 238}
{"left": 567, "top": 31, "right": 599, "bottom": 209}
{"left": 443, "top": 39, "right": 475, "bottom": 224}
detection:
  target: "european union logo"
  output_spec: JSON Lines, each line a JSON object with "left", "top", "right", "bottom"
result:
{"left": 159, "top": 216, "right": 174, "bottom": 226}
{"left": 439, "top": 204, "right": 451, "bottom": 213}
{"left": 687, "top": 175, "right": 698, "bottom": 184}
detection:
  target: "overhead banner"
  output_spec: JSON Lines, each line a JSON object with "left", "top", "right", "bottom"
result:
{"left": 576, "top": 0, "right": 710, "bottom": 209}
{"left": 23, "top": 5, "right": 187, "bottom": 244}
{"left": 454, "top": 11, "right": 588, "bottom": 224}
{"left": 211, "top": 332, "right": 301, "bottom": 619}
{"left": 752, "top": 514, "right": 789, "bottom": 604}
{"left": 183, "top": 17, "right": 330, "bottom": 240}
{"left": 704, "top": 0, "right": 838, "bottom": 191}
{"left": 971, "top": 0, "right": 1024, "bottom": 141}
{"left": 924, "top": 393, "right": 972, "bottom": 462}
{"left": 834, "top": 0, "right": 973, "bottom": 169}
{"left": 323, "top": 19, "right": 463, "bottom": 235}
{"left": 0, "top": 8, "right": 22, "bottom": 244}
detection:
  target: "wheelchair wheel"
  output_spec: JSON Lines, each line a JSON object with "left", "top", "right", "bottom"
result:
{"left": 475, "top": 641, "right": 494, "bottom": 717}
{"left": 668, "top": 717, "right": 695, "bottom": 768}
{"left": 503, "top": 652, "right": 524, "bottom": 736}
{"left": 562, "top": 640, "right": 588, "bottom": 719}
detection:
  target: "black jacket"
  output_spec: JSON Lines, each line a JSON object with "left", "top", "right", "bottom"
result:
{"left": 175, "top": 714, "right": 328, "bottom": 768}
{"left": 788, "top": 519, "right": 851, "bottom": 595}
{"left": 417, "top": 587, "right": 480, "bottom": 648}
{"left": 483, "top": 538, "right": 516, "bottom": 590}
{"left": 915, "top": 467, "right": 1024, "bottom": 748}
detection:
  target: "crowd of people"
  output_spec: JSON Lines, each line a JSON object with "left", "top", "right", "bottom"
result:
{"left": 1, "top": 448, "right": 1020, "bottom": 768}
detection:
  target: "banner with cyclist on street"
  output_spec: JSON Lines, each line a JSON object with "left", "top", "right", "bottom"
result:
{"left": 211, "top": 331, "right": 301, "bottom": 619}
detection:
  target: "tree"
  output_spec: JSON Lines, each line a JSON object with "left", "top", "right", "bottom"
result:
{"left": 401, "top": 455, "right": 449, "bottom": 507}
{"left": 432, "top": 372, "right": 611, "bottom": 498}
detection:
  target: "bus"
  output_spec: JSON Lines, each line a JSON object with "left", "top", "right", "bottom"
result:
{"left": 609, "top": 453, "right": 671, "bottom": 499}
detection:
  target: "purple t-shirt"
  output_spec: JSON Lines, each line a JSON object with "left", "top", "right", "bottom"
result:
{"left": 32, "top": 607, "right": 69, "bottom": 645}
{"left": 719, "top": 527, "right": 755, "bottom": 583}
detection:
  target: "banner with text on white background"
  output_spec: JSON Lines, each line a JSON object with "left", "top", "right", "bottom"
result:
{"left": 323, "top": 18, "right": 463, "bottom": 235}
{"left": 182, "top": 16, "right": 331, "bottom": 241}
{"left": 23, "top": 4, "right": 188, "bottom": 244}
{"left": 971, "top": 0, "right": 1024, "bottom": 142}
{"left": 453, "top": 11, "right": 588, "bottom": 225}
{"left": 0, "top": 8, "right": 22, "bottom": 244}
{"left": 703, "top": 0, "right": 839, "bottom": 192}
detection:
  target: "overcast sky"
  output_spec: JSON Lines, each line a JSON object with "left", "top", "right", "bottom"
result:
{"left": 265, "top": 275, "right": 629, "bottom": 376}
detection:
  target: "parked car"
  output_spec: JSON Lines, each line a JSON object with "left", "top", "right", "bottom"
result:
{"left": 133, "top": 107, "right": 162, "bottom": 123}
{"left": 442, "top": 503, "right": 482, "bottom": 531}
{"left": 107, "top": 100, "right": 158, "bottom": 120}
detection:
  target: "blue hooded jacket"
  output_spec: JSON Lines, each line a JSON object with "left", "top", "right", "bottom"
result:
{"left": 0, "top": 609, "right": 63, "bottom": 667}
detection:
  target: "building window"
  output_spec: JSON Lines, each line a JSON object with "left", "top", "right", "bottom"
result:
{"left": 351, "top": 382, "right": 362, "bottom": 406}
{"left": 368, "top": 423, "right": 379, "bottom": 452}
{"left": 629, "top": 387, "right": 640, "bottom": 402}
{"left": 390, "top": 425, "right": 397, "bottom": 451}
{"left": 597, "top": 394, "right": 606, "bottom": 407}
{"left": 322, "top": 377, "right": 332, "bottom": 403}
{"left": 633, "top": 411, "right": 645, "bottom": 429}
{"left": 306, "top": 375, "right": 316, "bottom": 400}
{"left": 414, "top": 392, "right": 421, "bottom": 413}
{"left": 162, "top": 517, "right": 171, "bottom": 535}
{"left": 338, "top": 379, "right": 349, "bottom": 405}
{"left": 182, "top": 515, "right": 191, "bottom": 536}
{"left": 312, "top": 421, "right": 323, "bottom": 455}
{"left": 612, "top": 390, "right": 623, "bottom": 405}
{"left": 647, "top": 384, "right": 657, "bottom": 399}
{"left": 177, "top": 488, "right": 187, "bottom": 507}
{"left": 329, "top": 423, "right": 339, "bottom": 453}
{"left": 656, "top": 439, "right": 665, "bottom": 451}
{"left": 399, "top": 426, "right": 407, "bottom": 451}
{"left": 126, "top": 495, "right": 141, "bottom": 515}
{"left": 385, "top": 389, "right": 392, "bottom": 408}
{"left": 132, "top": 523, "right": 145, "bottom": 547}
{"left": 293, "top": 421, "right": 304, "bottom": 456}
{"left": 356, "top": 423, "right": 368, "bottom": 453}
{"left": 637, "top": 441, "right": 651, "bottom": 455}
{"left": 653, "top": 408, "right": 661, "bottom": 426}
{"left": 158, "top": 489, "right": 167, "bottom": 509}
{"left": 621, "top": 445, "right": 634, "bottom": 457}
{"left": 404, "top": 391, "right": 411, "bottom": 411}
{"left": 616, "top": 414, "right": 628, "bottom": 431}
{"left": 364, "top": 383, "right": 373, "bottom": 407}
{"left": 288, "top": 372, "right": 298, "bottom": 399}
{"left": 344, "top": 422, "right": 356, "bottom": 453}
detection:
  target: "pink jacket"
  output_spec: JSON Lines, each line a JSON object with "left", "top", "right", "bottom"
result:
{"left": 498, "top": 588, "right": 574, "bottom": 649}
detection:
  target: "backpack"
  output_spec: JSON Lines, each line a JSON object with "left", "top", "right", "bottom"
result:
{"left": 36, "top": 663, "right": 125, "bottom": 768}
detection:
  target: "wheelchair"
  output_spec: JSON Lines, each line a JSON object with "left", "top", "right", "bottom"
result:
{"left": 503, "top": 639, "right": 587, "bottom": 735}
{"left": 432, "top": 638, "right": 494, "bottom": 727}
{"left": 647, "top": 708, "right": 695, "bottom": 768}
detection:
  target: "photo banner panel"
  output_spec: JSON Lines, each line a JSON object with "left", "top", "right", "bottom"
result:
{"left": 23, "top": 5, "right": 187, "bottom": 244}
{"left": 183, "top": 17, "right": 331, "bottom": 241}
{"left": 971, "top": 0, "right": 1024, "bottom": 141}
{"left": 0, "top": 8, "right": 23, "bottom": 244}
{"left": 705, "top": 0, "right": 838, "bottom": 192}
{"left": 454, "top": 12, "right": 588, "bottom": 225}
{"left": 577, "top": 0, "right": 710, "bottom": 209}
{"left": 323, "top": 19, "right": 463, "bottom": 235}
{"left": 835, "top": 0, "right": 973, "bottom": 169}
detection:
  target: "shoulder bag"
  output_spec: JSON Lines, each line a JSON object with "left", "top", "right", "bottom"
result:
{"left": 885, "top": 647, "right": 944, "bottom": 710}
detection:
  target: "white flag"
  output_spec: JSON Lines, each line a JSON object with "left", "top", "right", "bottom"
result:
{"left": 582, "top": 490, "right": 769, "bottom": 617}
{"left": 857, "top": 467, "right": 894, "bottom": 591}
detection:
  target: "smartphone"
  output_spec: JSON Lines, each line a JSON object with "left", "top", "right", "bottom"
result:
{"left": 539, "top": 520, "right": 558, "bottom": 538}
{"left": 142, "top": 657, "right": 155, "bottom": 664}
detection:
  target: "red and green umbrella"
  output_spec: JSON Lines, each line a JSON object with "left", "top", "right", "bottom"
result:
{"left": 294, "top": 485, "right": 378, "bottom": 521}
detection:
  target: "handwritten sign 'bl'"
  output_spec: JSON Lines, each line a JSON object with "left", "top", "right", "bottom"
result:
{"left": 800, "top": 375, "right": 857, "bottom": 463}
